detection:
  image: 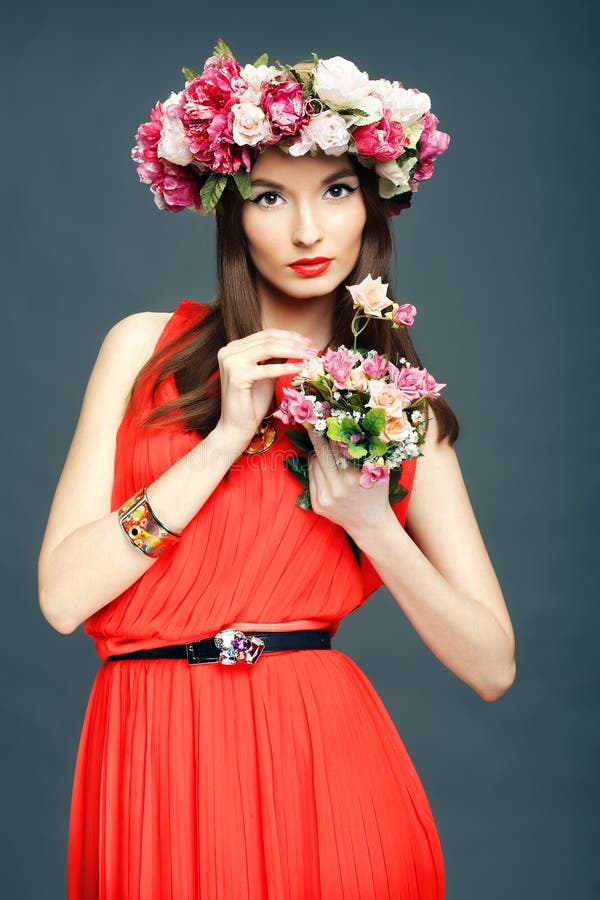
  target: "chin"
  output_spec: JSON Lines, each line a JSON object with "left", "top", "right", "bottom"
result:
{"left": 283, "top": 268, "right": 346, "bottom": 294}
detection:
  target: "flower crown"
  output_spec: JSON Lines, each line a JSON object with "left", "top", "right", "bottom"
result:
{"left": 131, "top": 38, "right": 451, "bottom": 217}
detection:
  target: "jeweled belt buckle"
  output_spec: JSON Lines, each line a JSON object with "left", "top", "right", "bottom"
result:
{"left": 213, "top": 628, "right": 265, "bottom": 666}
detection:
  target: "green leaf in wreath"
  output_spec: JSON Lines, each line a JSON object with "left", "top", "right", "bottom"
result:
{"left": 253, "top": 52, "right": 268, "bottom": 67}
{"left": 213, "top": 38, "right": 234, "bottom": 57}
{"left": 181, "top": 66, "right": 201, "bottom": 82}
{"left": 321, "top": 99, "right": 368, "bottom": 118}
{"left": 232, "top": 169, "right": 251, "bottom": 200}
{"left": 200, "top": 174, "right": 228, "bottom": 213}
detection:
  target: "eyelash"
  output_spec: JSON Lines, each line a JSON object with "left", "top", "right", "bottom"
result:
{"left": 250, "top": 182, "right": 358, "bottom": 209}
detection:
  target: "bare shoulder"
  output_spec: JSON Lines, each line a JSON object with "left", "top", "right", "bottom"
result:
{"left": 103, "top": 310, "right": 173, "bottom": 364}
{"left": 93, "top": 310, "right": 177, "bottom": 424}
{"left": 94, "top": 310, "right": 174, "bottom": 401}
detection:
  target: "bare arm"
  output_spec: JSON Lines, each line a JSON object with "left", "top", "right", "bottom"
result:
{"left": 37, "top": 312, "right": 237, "bottom": 633}
{"left": 38, "top": 314, "right": 314, "bottom": 635}
{"left": 348, "top": 411, "right": 516, "bottom": 701}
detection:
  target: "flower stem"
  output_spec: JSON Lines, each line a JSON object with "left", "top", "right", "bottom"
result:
{"left": 351, "top": 309, "right": 370, "bottom": 352}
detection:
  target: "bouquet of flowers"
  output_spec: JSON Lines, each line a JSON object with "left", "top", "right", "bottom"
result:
{"left": 273, "top": 274, "right": 446, "bottom": 511}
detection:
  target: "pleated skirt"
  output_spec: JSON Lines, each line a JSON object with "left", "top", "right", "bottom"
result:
{"left": 67, "top": 648, "right": 444, "bottom": 899}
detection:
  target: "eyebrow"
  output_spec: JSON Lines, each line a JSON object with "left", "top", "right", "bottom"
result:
{"left": 249, "top": 167, "right": 358, "bottom": 190}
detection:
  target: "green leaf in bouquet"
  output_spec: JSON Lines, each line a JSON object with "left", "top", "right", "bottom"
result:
{"left": 346, "top": 533, "right": 362, "bottom": 566}
{"left": 306, "top": 376, "right": 334, "bottom": 403}
{"left": 347, "top": 443, "right": 368, "bottom": 460}
{"left": 362, "top": 407, "right": 386, "bottom": 436}
{"left": 295, "top": 487, "right": 313, "bottom": 511}
{"left": 325, "top": 418, "right": 348, "bottom": 442}
{"left": 369, "top": 436, "right": 389, "bottom": 457}
{"left": 341, "top": 416, "right": 362, "bottom": 437}
{"left": 284, "top": 427, "right": 313, "bottom": 454}
{"left": 283, "top": 455, "right": 309, "bottom": 488}
{"left": 346, "top": 391, "right": 369, "bottom": 412}
{"left": 252, "top": 52, "right": 269, "bottom": 66}
{"left": 326, "top": 416, "right": 362, "bottom": 444}
{"left": 388, "top": 466, "right": 409, "bottom": 505}
{"left": 389, "top": 482, "right": 409, "bottom": 504}
{"left": 282, "top": 456, "right": 313, "bottom": 510}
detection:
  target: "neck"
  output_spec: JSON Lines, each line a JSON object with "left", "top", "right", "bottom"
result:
{"left": 256, "top": 279, "right": 337, "bottom": 352}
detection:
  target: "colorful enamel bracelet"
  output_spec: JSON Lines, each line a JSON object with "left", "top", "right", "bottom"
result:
{"left": 118, "top": 486, "right": 183, "bottom": 558}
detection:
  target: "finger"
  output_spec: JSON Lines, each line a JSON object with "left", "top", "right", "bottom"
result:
{"left": 305, "top": 423, "right": 321, "bottom": 454}
{"left": 306, "top": 423, "right": 325, "bottom": 444}
{"left": 306, "top": 424, "right": 339, "bottom": 473}
{"left": 224, "top": 334, "right": 316, "bottom": 362}
{"left": 307, "top": 453, "right": 324, "bottom": 496}
{"left": 247, "top": 362, "right": 306, "bottom": 379}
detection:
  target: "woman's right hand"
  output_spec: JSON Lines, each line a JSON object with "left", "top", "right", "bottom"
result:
{"left": 216, "top": 328, "right": 319, "bottom": 450}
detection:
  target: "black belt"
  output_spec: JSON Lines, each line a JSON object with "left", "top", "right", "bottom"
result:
{"left": 105, "top": 628, "right": 332, "bottom": 667}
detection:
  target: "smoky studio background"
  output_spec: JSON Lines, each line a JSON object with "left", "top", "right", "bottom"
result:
{"left": 1, "top": 0, "right": 598, "bottom": 897}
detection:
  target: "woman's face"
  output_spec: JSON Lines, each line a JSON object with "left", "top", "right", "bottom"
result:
{"left": 241, "top": 147, "right": 367, "bottom": 305}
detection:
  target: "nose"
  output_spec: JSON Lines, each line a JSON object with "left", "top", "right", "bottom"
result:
{"left": 292, "top": 200, "right": 323, "bottom": 248}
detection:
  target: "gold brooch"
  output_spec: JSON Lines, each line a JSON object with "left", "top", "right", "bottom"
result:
{"left": 243, "top": 417, "right": 277, "bottom": 454}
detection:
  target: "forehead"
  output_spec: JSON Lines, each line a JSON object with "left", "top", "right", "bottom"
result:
{"left": 250, "top": 147, "right": 355, "bottom": 184}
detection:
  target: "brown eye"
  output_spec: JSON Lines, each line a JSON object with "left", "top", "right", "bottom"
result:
{"left": 252, "top": 192, "right": 283, "bottom": 208}
{"left": 326, "top": 183, "right": 357, "bottom": 199}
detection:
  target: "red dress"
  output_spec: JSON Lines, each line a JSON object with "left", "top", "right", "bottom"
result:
{"left": 67, "top": 299, "right": 445, "bottom": 899}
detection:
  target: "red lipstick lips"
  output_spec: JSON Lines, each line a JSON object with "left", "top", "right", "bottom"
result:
{"left": 288, "top": 257, "right": 332, "bottom": 277}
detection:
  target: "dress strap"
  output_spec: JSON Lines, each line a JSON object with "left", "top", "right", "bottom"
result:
{"left": 128, "top": 300, "right": 211, "bottom": 420}
{"left": 153, "top": 299, "right": 211, "bottom": 355}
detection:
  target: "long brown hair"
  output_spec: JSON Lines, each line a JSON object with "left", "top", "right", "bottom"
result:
{"left": 125, "top": 154, "right": 459, "bottom": 445}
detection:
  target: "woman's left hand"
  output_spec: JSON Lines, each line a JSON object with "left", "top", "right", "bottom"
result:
{"left": 306, "top": 424, "right": 393, "bottom": 540}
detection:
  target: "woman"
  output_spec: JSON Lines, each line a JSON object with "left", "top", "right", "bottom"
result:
{"left": 38, "top": 44, "right": 516, "bottom": 899}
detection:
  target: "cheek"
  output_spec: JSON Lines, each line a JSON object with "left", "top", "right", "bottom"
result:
{"left": 242, "top": 211, "right": 281, "bottom": 263}
{"left": 341, "top": 213, "right": 367, "bottom": 255}
{"left": 335, "top": 202, "right": 367, "bottom": 247}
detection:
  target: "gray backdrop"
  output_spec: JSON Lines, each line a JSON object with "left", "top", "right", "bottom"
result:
{"left": 2, "top": 0, "right": 598, "bottom": 897}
